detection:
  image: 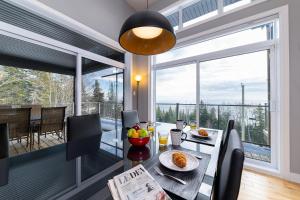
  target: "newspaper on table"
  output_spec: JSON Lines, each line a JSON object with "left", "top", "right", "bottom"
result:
{"left": 108, "top": 164, "right": 171, "bottom": 200}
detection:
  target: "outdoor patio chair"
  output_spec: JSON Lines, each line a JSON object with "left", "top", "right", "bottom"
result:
{"left": 37, "top": 107, "right": 66, "bottom": 148}
{"left": 0, "top": 108, "right": 31, "bottom": 147}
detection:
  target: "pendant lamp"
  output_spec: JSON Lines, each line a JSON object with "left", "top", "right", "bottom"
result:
{"left": 119, "top": 0, "right": 176, "bottom": 55}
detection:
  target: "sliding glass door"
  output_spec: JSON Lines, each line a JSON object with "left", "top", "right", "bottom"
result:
{"left": 81, "top": 58, "right": 124, "bottom": 181}
{"left": 199, "top": 50, "right": 271, "bottom": 163}
{"left": 153, "top": 19, "right": 278, "bottom": 167}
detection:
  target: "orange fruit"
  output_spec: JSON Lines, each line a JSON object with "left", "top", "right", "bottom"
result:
{"left": 132, "top": 131, "right": 139, "bottom": 138}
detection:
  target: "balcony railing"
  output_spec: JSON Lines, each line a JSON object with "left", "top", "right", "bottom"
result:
{"left": 156, "top": 103, "right": 270, "bottom": 147}
{"left": 82, "top": 101, "right": 123, "bottom": 120}
{"left": 156, "top": 102, "right": 271, "bottom": 162}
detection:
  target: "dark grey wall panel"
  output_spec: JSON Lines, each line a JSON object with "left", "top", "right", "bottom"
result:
{"left": 0, "top": 0, "right": 124, "bottom": 63}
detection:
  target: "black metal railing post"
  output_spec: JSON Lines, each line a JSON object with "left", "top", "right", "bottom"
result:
{"left": 217, "top": 105, "right": 220, "bottom": 129}
{"left": 175, "top": 103, "right": 179, "bottom": 120}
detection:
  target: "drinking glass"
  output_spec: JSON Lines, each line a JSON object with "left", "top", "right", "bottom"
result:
{"left": 158, "top": 131, "right": 169, "bottom": 146}
{"left": 189, "top": 121, "right": 197, "bottom": 130}
{"left": 147, "top": 122, "right": 155, "bottom": 136}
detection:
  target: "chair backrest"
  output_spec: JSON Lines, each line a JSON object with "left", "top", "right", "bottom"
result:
{"left": 121, "top": 110, "right": 139, "bottom": 128}
{"left": 0, "top": 123, "right": 9, "bottom": 158}
{"left": 215, "top": 129, "right": 244, "bottom": 200}
{"left": 218, "top": 120, "right": 235, "bottom": 166}
{"left": 222, "top": 120, "right": 235, "bottom": 148}
{"left": 40, "top": 107, "right": 65, "bottom": 133}
{"left": 0, "top": 123, "right": 9, "bottom": 186}
{"left": 0, "top": 105, "right": 11, "bottom": 109}
{"left": 66, "top": 114, "right": 102, "bottom": 161}
{"left": 0, "top": 108, "right": 31, "bottom": 139}
{"left": 21, "top": 104, "right": 41, "bottom": 120}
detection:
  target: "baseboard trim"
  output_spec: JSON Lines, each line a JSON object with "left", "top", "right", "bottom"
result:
{"left": 244, "top": 163, "right": 300, "bottom": 184}
{"left": 289, "top": 172, "right": 300, "bottom": 184}
{"left": 244, "top": 162, "right": 280, "bottom": 177}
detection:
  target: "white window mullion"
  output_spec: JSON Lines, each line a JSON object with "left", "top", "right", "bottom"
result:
{"left": 218, "top": 0, "right": 224, "bottom": 15}
{"left": 196, "top": 61, "right": 200, "bottom": 128}
{"left": 152, "top": 69, "right": 157, "bottom": 123}
{"left": 75, "top": 53, "right": 82, "bottom": 187}
{"left": 269, "top": 45, "right": 278, "bottom": 169}
{"left": 179, "top": 7, "right": 183, "bottom": 30}
{"left": 75, "top": 54, "right": 82, "bottom": 116}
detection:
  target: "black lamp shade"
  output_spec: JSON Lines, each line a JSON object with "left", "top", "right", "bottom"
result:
{"left": 119, "top": 10, "right": 176, "bottom": 55}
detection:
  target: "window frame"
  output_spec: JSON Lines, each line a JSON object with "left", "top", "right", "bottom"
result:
{"left": 163, "top": 0, "right": 269, "bottom": 33}
{"left": 152, "top": 16, "right": 281, "bottom": 170}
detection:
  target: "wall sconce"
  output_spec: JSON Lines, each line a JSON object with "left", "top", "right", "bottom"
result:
{"left": 135, "top": 75, "right": 142, "bottom": 111}
{"left": 135, "top": 75, "right": 142, "bottom": 83}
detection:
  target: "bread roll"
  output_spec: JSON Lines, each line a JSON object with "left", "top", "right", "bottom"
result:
{"left": 172, "top": 152, "right": 187, "bottom": 168}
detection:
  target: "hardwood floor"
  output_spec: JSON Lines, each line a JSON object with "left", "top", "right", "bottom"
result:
{"left": 239, "top": 169, "right": 300, "bottom": 200}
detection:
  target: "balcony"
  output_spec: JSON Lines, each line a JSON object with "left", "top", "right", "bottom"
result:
{"left": 156, "top": 103, "right": 271, "bottom": 162}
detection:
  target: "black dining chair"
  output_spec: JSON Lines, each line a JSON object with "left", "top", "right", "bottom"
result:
{"left": 66, "top": 114, "right": 102, "bottom": 161}
{"left": 0, "top": 123, "right": 9, "bottom": 186}
{"left": 218, "top": 120, "right": 235, "bottom": 167}
{"left": 121, "top": 110, "right": 139, "bottom": 128}
{"left": 222, "top": 120, "right": 235, "bottom": 149}
{"left": 214, "top": 129, "right": 244, "bottom": 200}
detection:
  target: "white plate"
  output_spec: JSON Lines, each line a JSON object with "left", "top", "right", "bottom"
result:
{"left": 190, "top": 130, "right": 210, "bottom": 138}
{"left": 159, "top": 150, "right": 199, "bottom": 172}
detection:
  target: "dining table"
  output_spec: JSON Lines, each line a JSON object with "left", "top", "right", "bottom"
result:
{"left": 105, "top": 123, "right": 223, "bottom": 200}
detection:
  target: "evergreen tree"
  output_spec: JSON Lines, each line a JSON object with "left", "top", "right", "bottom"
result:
{"left": 92, "top": 80, "right": 104, "bottom": 102}
{"left": 251, "top": 105, "right": 266, "bottom": 145}
{"left": 209, "top": 107, "right": 218, "bottom": 128}
{"left": 156, "top": 106, "right": 163, "bottom": 122}
{"left": 199, "top": 101, "right": 209, "bottom": 127}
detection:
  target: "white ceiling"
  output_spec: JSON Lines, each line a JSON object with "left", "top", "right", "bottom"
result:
{"left": 125, "top": 0, "right": 159, "bottom": 11}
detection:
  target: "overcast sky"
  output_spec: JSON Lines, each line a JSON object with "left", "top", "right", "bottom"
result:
{"left": 155, "top": 22, "right": 272, "bottom": 105}
{"left": 155, "top": 30, "right": 270, "bottom": 105}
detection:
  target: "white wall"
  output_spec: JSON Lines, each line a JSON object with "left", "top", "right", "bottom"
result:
{"left": 38, "top": 0, "right": 135, "bottom": 41}
{"left": 131, "top": 55, "right": 150, "bottom": 122}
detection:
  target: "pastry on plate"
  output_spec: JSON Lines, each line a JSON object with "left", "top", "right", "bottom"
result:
{"left": 172, "top": 152, "right": 187, "bottom": 168}
{"left": 198, "top": 129, "right": 208, "bottom": 137}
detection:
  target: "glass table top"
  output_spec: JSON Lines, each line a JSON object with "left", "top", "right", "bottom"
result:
{"left": 105, "top": 123, "right": 223, "bottom": 200}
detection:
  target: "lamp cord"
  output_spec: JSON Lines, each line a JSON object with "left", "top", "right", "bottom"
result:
{"left": 147, "top": 0, "right": 148, "bottom": 9}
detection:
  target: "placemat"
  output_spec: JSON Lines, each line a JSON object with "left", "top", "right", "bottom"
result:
{"left": 184, "top": 129, "right": 219, "bottom": 147}
{"left": 144, "top": 147, "right": 211, "bottom": 200}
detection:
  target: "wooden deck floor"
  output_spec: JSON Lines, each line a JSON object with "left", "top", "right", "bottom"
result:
{"left": 239, "top": 169, "right": 300, "bottom": 200}
{"left": 9, "top": 134, "right": 65, "bottom": 156}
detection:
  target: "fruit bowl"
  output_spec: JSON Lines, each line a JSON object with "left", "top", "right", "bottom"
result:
{"left": 128, "top": 136, "right": 150, "bottom": 147}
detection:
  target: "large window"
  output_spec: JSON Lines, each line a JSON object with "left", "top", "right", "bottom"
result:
{"left": 81, "top": 58, "right": 124, "bottom": 181}
{"left": 82, "top": 58, "right": 124, "bottom": 156}
{"left": 199, "top": 51, "right": 270, "bottom": 162}
{"left": 164, "top": 0, "right": 265, "bottom": 31}
{"left": 153, "top": 20, "right": 277, "bottom": 165}
{"left": 156, "top": 21, "right": 274, "bottom": 64}
{"left": 156, "top": 64, "right": 197, "bottom": 123}
{"left": 0, "top": 7, "right": 125, "bottom": 197}
{"left": 0, "top": 34, "right": 77, "bottom": 199}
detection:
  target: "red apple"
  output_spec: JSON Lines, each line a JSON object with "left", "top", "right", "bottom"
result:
{"left": 132, "top": 124, "right": 140, "bottom": 131}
